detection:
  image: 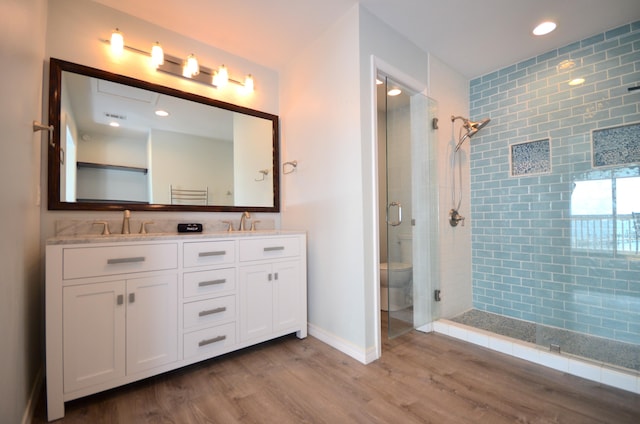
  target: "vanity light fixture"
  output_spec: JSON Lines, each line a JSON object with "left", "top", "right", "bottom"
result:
{"left": 533, "top": 21, "right": 557, "bottom": 36}
{"left": 102, "top": 29, "right": 255, "bottom": 92}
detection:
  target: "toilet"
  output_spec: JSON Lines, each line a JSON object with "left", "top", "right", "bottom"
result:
{"left": 380, "top": 233, "right": 413, "bottom": 311}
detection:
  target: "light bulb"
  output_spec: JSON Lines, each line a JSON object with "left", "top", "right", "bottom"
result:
{"left": 110, "top": 29, "right": 124, "bottom": 55}
{"left": 151, "top": 42, "right": 164, "bottom": 68}
{"left": 185, "top": 54, "right": 199, "bottom": 77}
{"left": 216, "top": 65, "right": 228, "bottom": 87}
{"left": 244, "top": 74, "right": 254, "bottom": 92}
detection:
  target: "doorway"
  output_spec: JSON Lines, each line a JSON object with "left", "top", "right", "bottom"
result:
{"left": 376, "top": 73, "right": 439, "bottom": 339}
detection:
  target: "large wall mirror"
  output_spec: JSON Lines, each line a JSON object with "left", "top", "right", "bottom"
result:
{"left": 48, "top": 58, "right": 279, "bottom": 212}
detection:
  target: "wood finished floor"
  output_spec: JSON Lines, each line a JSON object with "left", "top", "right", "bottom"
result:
{"left": 33, "top": 329, "right": 640, "bottom": 423}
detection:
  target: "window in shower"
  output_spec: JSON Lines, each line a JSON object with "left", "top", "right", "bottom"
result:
{"left": 571, "top": 169, "right": 640, "bottom": 254}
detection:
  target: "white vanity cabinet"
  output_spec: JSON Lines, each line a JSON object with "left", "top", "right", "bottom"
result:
{"left": 62, "top": 274, "right": 178, "bottom": 392}
{"left": 62, "top": 280, "right": 126, "bottom": 392}
{"left": 238, "top": 237, "right": 304, "bottom": 342}
{"left": 181, "top": 240, "right": 238, "bottom": 360}
{"left": 46, "top": 232, "right": 306, "bottom": 421}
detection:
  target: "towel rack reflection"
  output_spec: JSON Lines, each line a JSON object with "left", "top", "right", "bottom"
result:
{"left": 283, "top": 160, "right": 298, "bottom": 174}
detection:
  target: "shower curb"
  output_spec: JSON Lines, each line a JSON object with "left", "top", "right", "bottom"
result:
{"left": 434, "top": 319, "right": 640, "bottom": 395}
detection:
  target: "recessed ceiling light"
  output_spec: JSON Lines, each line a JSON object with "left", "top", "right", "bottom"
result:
{"left": 376, "top": 79, "right": 383, "bottom": 85}
{"left": 387, "top": 88, "right": 402, "bottom": 96}
{"left": 568, "top": 78, "right": 585, "bottom": 86}
{"left": 533, "top": 21, "right": 557, "bottom": 36}
{"left": 155, "top": 110, "right": 169, "bottom": 117}
{"left": 109, "top": 122, "right": 120, "bottom": 127}
{"left": 557, "top": 60, "right": 576, "bottom": 71}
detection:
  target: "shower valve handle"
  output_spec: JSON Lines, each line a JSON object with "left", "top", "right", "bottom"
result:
{"left": 449, "top": 209, "right": 465, "bottom": 227}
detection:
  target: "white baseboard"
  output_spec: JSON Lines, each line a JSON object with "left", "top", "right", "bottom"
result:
{"left": 308, "top": 323, "right": 378, "bottom": 364}
{"left": 22, "top": 366, "right": 43, "bottom": 424}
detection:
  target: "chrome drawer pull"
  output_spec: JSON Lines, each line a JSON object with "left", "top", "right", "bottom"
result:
{"left": 198, "top": 279, "right": 226, "bottom": 287}
{"left": 198, "top": 335, "right": 226, "bottom": 347}
{"left": 198, "top": 250, "right": 226, "bottom": 257}
{"left": 107, "top": 256, "right": 145, "bottom": 264}
{"left": 198, "top": 306, "right": 227, "bottom": 317}
{"left": 263, "top": 246, "right": 285, "bottom": 252}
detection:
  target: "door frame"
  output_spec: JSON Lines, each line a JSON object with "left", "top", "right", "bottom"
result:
{"left": 370, "top": 56, "right": 428, "bottom": 358}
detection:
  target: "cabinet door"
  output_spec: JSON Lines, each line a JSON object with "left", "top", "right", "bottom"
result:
{"left": 126, "top": 274, "right": 178, "bottom": 374}
{"left": 239, "top": 263, "right": 273, "bottom": 341}
{"left": 63, "top": 280, "right": 126, "bottom": 393}
{"left": 273, "top": 261, "right": 301, "bottom": 332}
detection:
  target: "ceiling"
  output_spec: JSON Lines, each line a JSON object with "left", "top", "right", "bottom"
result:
{"left": 93, "top": 0, "right": 640, "bottom": 79}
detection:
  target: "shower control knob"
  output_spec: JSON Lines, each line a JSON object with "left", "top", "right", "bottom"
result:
{"left": 449, "top": 209, "right": 465, "bottom": 227}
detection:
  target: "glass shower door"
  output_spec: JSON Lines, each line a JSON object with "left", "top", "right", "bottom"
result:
{"left": 382, "top": 75, "right": 437, "bottom": 338}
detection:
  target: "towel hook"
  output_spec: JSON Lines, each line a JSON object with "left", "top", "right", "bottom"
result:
{"left": 254, "top": 169, "right": 269, "bottom": 181}
{"left": 283, "top": 160, "right": 298, "bottom": 174}
{"left": 33, "top": 120, "right": 54, "bottom": 148}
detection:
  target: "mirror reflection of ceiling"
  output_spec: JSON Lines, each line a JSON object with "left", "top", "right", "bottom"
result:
{"left": 64, "top": 72, "right": 234, "bottom": 142}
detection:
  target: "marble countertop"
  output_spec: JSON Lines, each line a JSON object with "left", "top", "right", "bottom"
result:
{"left": 47, "top": 230, "right": 306, "bottom": 245}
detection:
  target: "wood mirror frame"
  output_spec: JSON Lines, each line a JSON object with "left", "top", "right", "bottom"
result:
{"left": 47, "top": 58, "right": 279, "bottom": 212}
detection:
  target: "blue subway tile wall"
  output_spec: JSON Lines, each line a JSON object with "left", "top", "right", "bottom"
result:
{"left": 470, "top": 21, "right": 640, "bottom": 345}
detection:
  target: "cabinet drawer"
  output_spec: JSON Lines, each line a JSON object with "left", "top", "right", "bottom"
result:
{"left": 183, "top": 241, "right": 235, "bottom": 268}
{"left": 183, "top": 295, "right": 236, "bottom": 329}
{"left": 239, "top": 237, "right": 300, "bottom": 262}
{"left": 183, "top": 322, "right": 236, "bottom": 359}
{"left": 63, "top": 244, "right": 177, "bottom": 280}
{"left": 183, "top": 268, "right": 236, "bottom": 298}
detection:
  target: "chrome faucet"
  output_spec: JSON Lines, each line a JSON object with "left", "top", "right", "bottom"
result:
{"left": 122, "top": 210, "right": 131, "bottom": 234}
{"left": 239, "top": 211, "right": 251, "bottom": 231}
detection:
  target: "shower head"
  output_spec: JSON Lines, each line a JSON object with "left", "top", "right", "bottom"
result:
{"left": 466, "top": 118, "right": 490, "bottom": 137}
{"left": 451, "top": 115, "right": 491, "bottom": 151}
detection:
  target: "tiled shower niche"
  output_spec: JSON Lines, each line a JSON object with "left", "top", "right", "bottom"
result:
{"left": 592, "top": 122, "right": 640, "bottom": 167}
{"left": 510, "top": 139, "right": 551, "bottom": 176}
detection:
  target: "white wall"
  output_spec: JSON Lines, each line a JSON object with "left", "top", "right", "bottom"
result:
{"left": 42, "top": 0, "right": 281, "bottom": 238}
{"left": 233, "top": 113, "right": 274, "bottom": 207}
{"left": 151, "top": 130, "right": 233, "bottom": 205}
{"left": 280, "top": 6, "right": 368, "bottom": 358}
{"left": 281, "top": 5, "right": 432, "bottom": 361}
{"left": 0, "top": 1, "right": 47, "bottom": 423}
{"left": 428, "top": 54, "right": 473, "bottom": 318}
